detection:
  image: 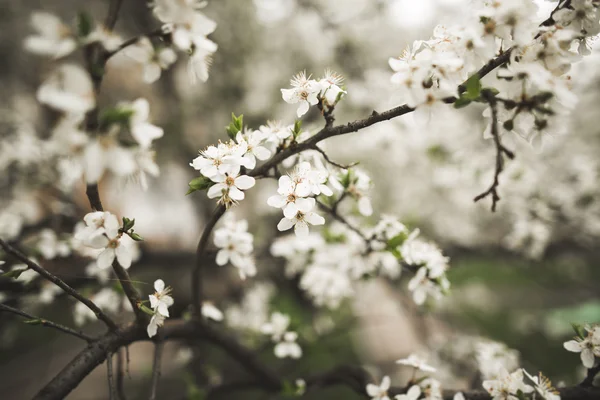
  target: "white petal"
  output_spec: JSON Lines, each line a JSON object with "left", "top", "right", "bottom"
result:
{"left": 381, "top": 376, "right": 390, "bottom": 391}
{"left": 564, "top": 340, "right": 582, "bottom": 353}
{"left": 154, "top": 279, "right": 165, "bottom": 292}
{"left": 267, "top": 195, "right": 286, "bottom": 208}
{"left": 115, "top": 245, "right": 132, "bottom": 268}
{"left": 216, "top": 249, "right": 229, "bottom": 266}
{"left": 143, "top": 64, "right": 162, "bottom": 83}
{"left": 295, "top": 197, "right": 315, "bottom": 213}
{"left": 229, "top": 186, "right": 245, "bottom": 201}
{"left": 277, "top": 218, "right": 295, "bottom": 232}
{"left": 283, "top": 202, "right": 299, "bottom": 219}
{"left": 296, "top": 101, "right": 310, "bottom": 118}
{"left": 253, "top": 146, "right": 271, "bottom": 160}
{"left": 207, "top": 183, "right": 226, "bottom": 199}
{"left": 97, "top": 248, "right": 115, "bottom": 269}
{"left": 234, "top": 175, "right": 255, "bottom": 190}
{"left": 294, "top": 221, "right": 309, "bottom": 237}
{"left": 582, "top": 349, "right": 595, "bottom": 368}
{"left": 304, "top": 212, "right": 325, "bottom": 226}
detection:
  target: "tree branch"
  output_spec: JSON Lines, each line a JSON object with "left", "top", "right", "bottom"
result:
{"left": 0, "top": 239, "right": 119, "bottom": 331}
{"left": 105, "top": 28, "right": 167, "bottom": 60}
{"left": 0, "top": 303, "right": 95, "bottom": 342}
{"left": 116, "top": 348, "right": 127, "bottom": 400}
{"left": 107, "top": 352, "right": 116, "bottom": 400}
{"left": 149, "top": 342, "right": 164, "bottom": 400}
{"left": 192, "top": 205, "right": 227, "bottom": 317}
{"left": 473, "top": 97, "right": 515, "bottom": 211}
{"left": 104, "top": 0, "right": 124, "bottom": 30}
{"left": 581, "top": 364, "right": 600, "bottom": 387}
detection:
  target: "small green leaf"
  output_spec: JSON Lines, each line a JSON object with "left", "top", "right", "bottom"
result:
{"left": 571, "top": 322, "right": 586, "bottom": 339}
{"left": 465, "top": 74, "right": 482, "bottom": 100}
{"left": 24, "top": 318, "right": 43, "bottom": 325}
{"left": 481, "top": 87, "right": 499, "bottom": 97}
{"left": 387, "top": 232, "right": 408, "bottom": 249}
{"left": 99, "top": 107, "right": 134, "bottom": 129}
{"left": 292, "top": 119, "right": 302, "bottom": 139}
{"left": 225, "top": 113, "right": 244, "bottom": 139}
{"left": 453, "top": 96, "right": 472, "bottom": 109}
{"left": 122, "top": 217, "right": 135, "bottom": 232}
{"left": 77, "top": 12, "right": 94, "bottom": 37}
{"left": 2, "top": 269, "right": 25, "bottom": 279}
{"left": 129, "top": 232, "right": 144, "bottom": 242}
{"left": 186, "top": 175, "right": 214, "bottom": 195}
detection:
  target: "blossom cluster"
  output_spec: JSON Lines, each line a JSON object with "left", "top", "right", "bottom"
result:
{"left": 261, "top": 312, "right": 302, "bottom": 359}
{"left": 190, "top": 129, "right": 272, "bottom": 207}
{"left": 147, "top": 279, "right": 174, "bottom": 338}
{"left": 281, "top": 70, "right": 346, "bottom": 117}
{"left": 268, "top": 161, "right": 330, "bottom": 237}
{"left": 213, "top": 213, "right": 256, "bottom": 279}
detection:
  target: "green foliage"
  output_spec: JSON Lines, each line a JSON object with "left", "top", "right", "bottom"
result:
{"left": 187, "top": 175, "right": 214, "bottom": 195}
{"left": 99, "top": 107, "right": 134, "bottom": 129}
{"left": 122, "top": 217, "right": 135, "bottom": 232}
{"left": 1, "top": 268, "right": 26, "bottom": 279}
{"left": 23, "top": 318, "right": 43, "bottom": 325}
{"left": 292, "top": 119, "right": 303, "bottom": 139}
{"left": 226, "top": 112, "right": 244, "bottom": 139}
{"left": 76, "top": 12, "right": 94, "bottom": 37}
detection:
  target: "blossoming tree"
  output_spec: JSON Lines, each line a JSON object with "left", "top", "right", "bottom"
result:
{"left": 1, "top": 0, "right": 600, "bottom": 399}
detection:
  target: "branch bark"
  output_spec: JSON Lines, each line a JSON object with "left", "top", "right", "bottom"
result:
{"left": 0, "top": 239, "right": 118, "bottom": 331}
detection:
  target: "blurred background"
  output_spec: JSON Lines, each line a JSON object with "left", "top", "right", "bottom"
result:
{"left": 0, "top": 0, "right": 599, "bottom": 398}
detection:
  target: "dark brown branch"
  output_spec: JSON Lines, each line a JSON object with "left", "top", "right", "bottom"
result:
{"left": 473, "top": 97, "right": 515, "bottom": 211}
{"left": 149, "top": 342, "right": 164, "bottom": 400}
{"left": 192, "top": 205, "right": 227, "bottom": 317}
{"left": 107, "top": 353, "right": 116, "bottom": 400}
{"left": 104, "top": 0, "right": 124, "bottom": 30}
{"left": 250, "top": 50, "right": 513, "bottom": 180}
{"left": 86, "top": 184, "right": 104, "bottom": 212}
{"left": 581, "top": 364, "right": 600, "bottom": 387}
{"left": 0, "top": 303, "right": 95, "bottom": 342}
{"left": 0, "top": 239, "right": 119, "bottom": 331}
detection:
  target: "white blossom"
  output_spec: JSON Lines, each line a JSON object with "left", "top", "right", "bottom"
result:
{"left": 37, "top": 64, "right": 95, "bottom": 116}
{"left": 281, "top": 71, "right": 321, "bottom": 118}
{"left": 396, "top": 353, "right": 437, "bottom": 372}
{"left": 274, "top": 331, "right": 302, "bottom": 359}
{"left": 202, "top": 302, "right": 224, "bottom": 321}
{"left": 394, "top": 385, "right": 421, "bottom": 400}
{"left": 149, "top": 279, "right": 174, "bottom": 317}
{"left": 563, "top": 326, "right": 600, "bottom": 368}
{"left": 482, "top": 368, "right": 534, "bottom": 400}
{"left": 126, "top": 37, "right": 177, "bottom": 83}
{"left": 24, "top": 12, "right": 76, "bottom": 58}
{"left": 366, "top": 376, "right": 391, "bottom": 400}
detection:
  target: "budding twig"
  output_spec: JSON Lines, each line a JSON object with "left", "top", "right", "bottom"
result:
{"left": 312, "top": 145, "right": 359, "bottom": 169}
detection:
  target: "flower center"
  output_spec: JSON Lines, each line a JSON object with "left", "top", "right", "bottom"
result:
{"left": 225, "top": 176, "right": 235, "bottom": 186}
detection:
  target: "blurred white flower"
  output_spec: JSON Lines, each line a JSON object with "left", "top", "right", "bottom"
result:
{"left": 281, "top": 71, "right": 321, "bottom": 118}
{"left": 366, "top": 376, "right": 391, "bottom": 400}
{"left": 37, "top": 64, "right": 95, "bottom": 116}
{"left": 24, "top": 11, "right": 76, "bottom": 58}
{"left": 126, "top": 37, "right": 177, "bottom": 83}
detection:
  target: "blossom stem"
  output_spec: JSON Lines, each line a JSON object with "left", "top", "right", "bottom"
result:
{"left": 0, "top": 239, "right": 119, "bottom": 331}
{"left": 0, "top": 303, "right": 95, "bottom": 342}
{"left": 105, "top": 28, "right": 167, "bottom": 60}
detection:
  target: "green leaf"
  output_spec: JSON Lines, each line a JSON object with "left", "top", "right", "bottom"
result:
{"left": 99, "top": 107, "right": 134, "bottom": 129}
{"left": 225, "top": 112, "right": 244, "bottom": 139}
{"left": 122, "top": 217, "right": 135, "bottom": 232}
{"left": 292, "top": 119, "right": 302, "bottom": 139}
{"left": 129, "top": 232, "right": 144, "bottom": 242}
{"left": 465, "top": 74, "right": 482, "bottom": 100}
{"left": 453, "top": 96, "right": 472, "bottom": 109}
{"left": 186, "top": 175, "right": 214, "bottom": 195}
{"left": 387, "top": 232, "right": 408, "bottom": 249}
{"left": 24, "top": 318, "right": 43, "bottom": 325}
{"left": 77, "top": 12, "right": 94, "bottom": 37}
{"left": 2, "top": 268, "right": 26, "bottom": 279}
{"left": 571, "top": 322, "right": 586, "bottom": 339}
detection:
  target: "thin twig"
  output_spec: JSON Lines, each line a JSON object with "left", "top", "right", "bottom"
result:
{"left": 473, "top": 97, "right": 515, "bottom": 211}
{"left": 104, "top": 0, "right": 124, "bottom": 30}
{"left": 107, "top": 353, "right": 115, "bottom": 400}
{"left": 312, "top": 145, "right": 358, "bottom": 169}
{"left": 0, "top": 303, "right": 95, "bottom": 342}
{"left": 192, "top": 205, "right": 227, "bottom": 317}
{"left": 149, "top": 342, "right": 164, "bottom": 400}
{"left": 316, "top": 200, "right": 368, "bottom": 243}
{"left": 106, "top": 28, "right": 166, "bottom": 60}
{"left": 0, "top": 239, "right": 119, "bottom": 331}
